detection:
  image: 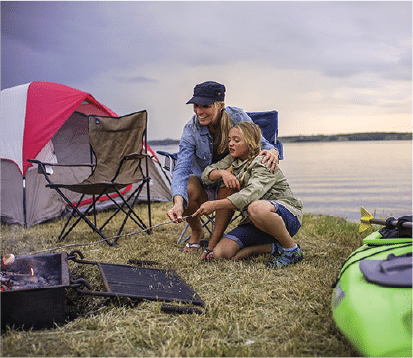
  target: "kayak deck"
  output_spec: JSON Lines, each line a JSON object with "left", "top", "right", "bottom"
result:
{"left": 332, "top": 231, "right": 412, "bottom": 357}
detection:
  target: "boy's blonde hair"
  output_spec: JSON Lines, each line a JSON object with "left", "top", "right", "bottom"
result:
{"left": 232, "top": 121, "right": 262, "bottom": 158}
{"left": 228, "top": 121, "right": 262, "bottom": 185}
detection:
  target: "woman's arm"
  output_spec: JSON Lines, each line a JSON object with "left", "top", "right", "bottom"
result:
{"left": 170, "top": 129, "right": 197, "bottom": 207}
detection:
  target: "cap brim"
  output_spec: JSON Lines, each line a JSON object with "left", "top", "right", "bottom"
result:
{"left": 186, "top": 96, "right": 216, "bottom": 105}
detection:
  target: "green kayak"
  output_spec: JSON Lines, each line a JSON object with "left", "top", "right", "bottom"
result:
{"left": 332, "top": 230, "right": 412, "bottom": 357}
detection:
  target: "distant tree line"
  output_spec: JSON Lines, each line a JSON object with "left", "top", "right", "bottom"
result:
{"left": 148, "top": 132, "right": 411, "bottom": 146}
{"left": 148, "top": 139, "right": 180, "bottom": 146}
{"left": 278, "top": 132, "right": 412, "bottom": 143}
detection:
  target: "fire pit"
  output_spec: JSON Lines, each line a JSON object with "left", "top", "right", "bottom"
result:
{"left": 1, "top": 252, "right": 70, "bottom": 330}
{"left": 1, "top": 250, "right": 204, "bottom": 330}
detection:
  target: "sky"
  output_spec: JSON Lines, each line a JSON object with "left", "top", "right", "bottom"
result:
{"left": 1, "top": 1, "right": 412, "bottom": 141}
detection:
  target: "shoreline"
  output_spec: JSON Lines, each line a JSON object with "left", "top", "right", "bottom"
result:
{"left": 148, "top": 132, "right": 411, "bottom": 146}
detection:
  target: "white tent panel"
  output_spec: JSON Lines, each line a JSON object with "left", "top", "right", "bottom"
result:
{"left": 1, "top": 160, "right": 25, "bottom": 224}
{"left": 1, "top": 83, "right": 30, "bottom": 172}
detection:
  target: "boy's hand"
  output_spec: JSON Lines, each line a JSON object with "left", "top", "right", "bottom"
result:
{"left": 193, "top": 201, "right": 217, "bottom": 217}
{"left": 221, "top": 170, "right": 241, "bottom": 190}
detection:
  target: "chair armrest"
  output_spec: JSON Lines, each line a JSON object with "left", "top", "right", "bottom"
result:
{"left": 156, "top": 151, "right": 178, "bottom": 172}
{"left": 123, "top": 153, "right": 150, "bottom": 161}
{"left": 156, "top": 151, "right": 178, "bottom": 161}
{"left": 27, "top": 159, "right": 94, "bottom": 168}
{"left": 27, "top": 159, "right": 94, "bottom": 181}
{"left": 274, "top": 140, "right": 284, "bottom": 160}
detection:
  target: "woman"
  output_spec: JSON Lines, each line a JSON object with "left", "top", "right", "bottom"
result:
{"left": 166, "top": 81, "right": 279, "bottom": 252}
{"left": 193, "top": 121, "right": 303, "bottom": 268}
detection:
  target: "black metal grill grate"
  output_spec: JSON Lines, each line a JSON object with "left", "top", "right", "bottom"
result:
{"left": 97, "top": 262, "right": 204, "bottom": 306}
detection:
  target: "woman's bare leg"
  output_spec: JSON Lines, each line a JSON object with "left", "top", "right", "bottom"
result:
{"left": 203, "top": 187, "right": 236, "bottom": 253}
{"left": 182, "top": 176, "right": 208, "bottom": 251}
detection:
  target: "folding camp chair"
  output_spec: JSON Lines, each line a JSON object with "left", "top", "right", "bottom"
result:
{"left": 157, "top": 110, "right": 283, "bottom": 243}
{"left": 28, "top": 110, "right": 152, "bottom": 246}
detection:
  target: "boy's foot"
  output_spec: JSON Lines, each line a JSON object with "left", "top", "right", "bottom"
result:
{"left": 271, "top": 241, "right": 283, "bottom": 256}
{"left": 266, "top": 245, "right": 303, "bottom": 268}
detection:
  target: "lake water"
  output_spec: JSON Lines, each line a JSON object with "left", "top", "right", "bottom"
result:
{"left": 151, "top": 141, "right": 412, "bottom": 223}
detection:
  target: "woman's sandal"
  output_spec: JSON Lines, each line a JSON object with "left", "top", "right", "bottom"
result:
{"left": 202, "top": 248, "right": 214, "bottom": 262}
{"left": 182, "top": 242, "right": 202, "bottom": 252}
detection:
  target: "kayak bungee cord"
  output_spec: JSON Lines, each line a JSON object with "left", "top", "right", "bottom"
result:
{"left": 332, "top": 242, "right": 412, "bottom": 288}
{"left": 29, "top": 216, "right": 191, "bottom": 255}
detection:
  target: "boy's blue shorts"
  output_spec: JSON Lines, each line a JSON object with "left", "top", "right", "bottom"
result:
{"left": 223, "top": 201, "right": 301, "bottom": 249}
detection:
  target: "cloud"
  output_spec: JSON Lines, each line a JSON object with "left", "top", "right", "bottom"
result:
{"left": 1, "top": 1, "right": 411, "bottom": 139}
{"left": 115, "top": 76, "right": 158, "bottom": 84}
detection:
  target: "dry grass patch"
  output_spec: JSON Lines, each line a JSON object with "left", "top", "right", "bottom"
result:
{"left": 1, "top": 202, "right": 371, "bottom": 356}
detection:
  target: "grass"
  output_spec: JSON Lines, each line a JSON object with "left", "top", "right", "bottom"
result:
{"left": 1, "top": 201, "right": 375, "bottom": 357}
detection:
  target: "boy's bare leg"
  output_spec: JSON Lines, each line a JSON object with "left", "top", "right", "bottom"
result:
{"left": 231, "top": 244, "right": 273, "bottom": 261}
{"left": 248, "top": 201, "right": 296, "bottom": 249}
{"left": 212, "top": 238, "right": 240, "bottom": 260}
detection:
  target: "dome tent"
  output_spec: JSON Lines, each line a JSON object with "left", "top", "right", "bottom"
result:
{"left": 1, "top": 81, "right": 171, "bottom": 226}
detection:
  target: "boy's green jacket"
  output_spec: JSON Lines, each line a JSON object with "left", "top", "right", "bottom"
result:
{"left": 202, "top": 154, "right": 303, "bottom": 225}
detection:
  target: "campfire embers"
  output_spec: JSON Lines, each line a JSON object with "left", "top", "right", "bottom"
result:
{"left": 1, "top": 268, "right": 60, "bottom": 291}
{"left": 1, "top": 255, "right": 61, "bottom": 292}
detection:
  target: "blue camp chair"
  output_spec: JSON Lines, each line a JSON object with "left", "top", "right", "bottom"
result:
{"left": 157, "top": 110, "right": 283, "bottom": 243}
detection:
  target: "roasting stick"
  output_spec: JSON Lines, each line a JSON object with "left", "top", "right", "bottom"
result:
{"left": 29, "top": 216, "right": 191, "bottom": 255}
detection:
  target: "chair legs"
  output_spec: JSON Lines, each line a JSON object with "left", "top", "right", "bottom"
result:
{"left": 55, "top": 188, "right": 117, "bottom": 246}
{"left": 55, "top": 181, "right": 151, "bottom": 246}
{"left": 101, "top": 180, "right": 152, "bottom": 245}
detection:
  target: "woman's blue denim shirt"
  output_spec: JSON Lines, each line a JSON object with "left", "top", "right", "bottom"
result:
{"left": 172, "top": 106, "right": 275, "bottom": 207}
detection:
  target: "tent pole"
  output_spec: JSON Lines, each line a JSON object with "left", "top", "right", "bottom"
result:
{"left": 23, "top": 177, "right": 27, "bottom": 227}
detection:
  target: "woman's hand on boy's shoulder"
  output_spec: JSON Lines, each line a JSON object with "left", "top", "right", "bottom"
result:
{"left": 259, "top": 148, "right": 279, "bottom": 173}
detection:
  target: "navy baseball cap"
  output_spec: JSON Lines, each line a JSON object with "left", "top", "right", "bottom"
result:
{"left": 186, "top": 81, "right": 226, "bottom": 105}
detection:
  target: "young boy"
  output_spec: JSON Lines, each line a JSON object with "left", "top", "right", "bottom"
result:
{"left": 193, "top": 121, "right": 303, "bottom": 268}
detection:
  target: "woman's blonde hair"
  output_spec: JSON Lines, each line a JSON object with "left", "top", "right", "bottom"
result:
{"left": 228, "top": 121, "right": 262, "bottom": 185}
{"left": 214, "top": 101, "right": 231, "bottom": 154}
